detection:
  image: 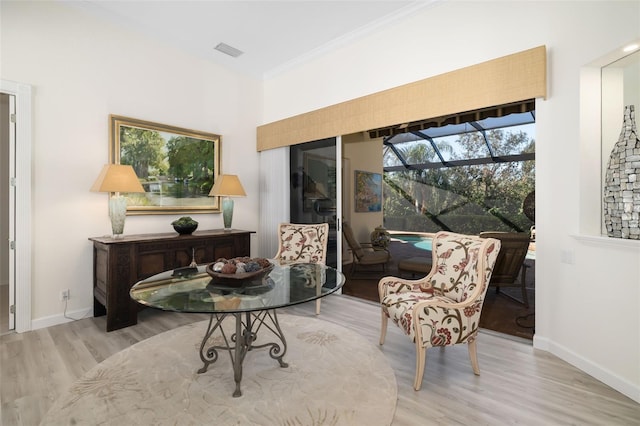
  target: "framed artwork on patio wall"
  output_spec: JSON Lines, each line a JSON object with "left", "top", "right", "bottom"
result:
{"left": 109, "top": 115, "right": 221, "bottom": 215}
{"left": 354, "top": 170, "right": 382, "bottom": 212}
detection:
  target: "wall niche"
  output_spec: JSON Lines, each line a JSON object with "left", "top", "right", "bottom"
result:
{"left": 601, "top": 49, "right": 640, "bottom": 238}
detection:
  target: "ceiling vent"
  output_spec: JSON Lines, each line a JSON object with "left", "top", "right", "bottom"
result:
{"left": 214, "top": 42, "right": 244, "bottom": 58}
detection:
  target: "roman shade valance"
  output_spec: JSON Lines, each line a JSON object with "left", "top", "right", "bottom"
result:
{"left": 257, "top": 45, "right": 546, "bottom": 152}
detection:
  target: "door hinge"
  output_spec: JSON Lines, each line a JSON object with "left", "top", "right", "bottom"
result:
{"left": 10, "top": 177, "right": 16, "bottom": 187}
{"left": 10, "top": 113, "right": 16, "bottom": 123}
{"left": 9, "top": 240, "right": 15, "bottom": 250}
{"left": 9, "top": 305, "right": 15, "bottom": 314}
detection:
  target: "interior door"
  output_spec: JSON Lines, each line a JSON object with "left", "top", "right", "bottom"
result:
{"left": 2, "top": 93, "right": 16, "bottom": 331}
{"left": 289, "top": 137, "right": 342, "bottom": 270}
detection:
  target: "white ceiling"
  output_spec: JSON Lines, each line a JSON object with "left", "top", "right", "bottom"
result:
{"left": 61, "top": 0, "right": 439, "bottom": 79}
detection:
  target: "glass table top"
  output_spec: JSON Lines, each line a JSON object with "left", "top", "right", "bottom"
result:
{"left": 130, "top": 262, "right": 345, "bottom": 314}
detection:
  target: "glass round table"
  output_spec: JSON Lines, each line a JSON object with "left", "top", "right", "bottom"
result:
{"left": 130, "top": 262, "right": 345, "bottom": 397}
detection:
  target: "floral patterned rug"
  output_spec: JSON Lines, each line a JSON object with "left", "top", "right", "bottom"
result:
{"left": 42, "top": 314, "right": 397, "bottom": 425}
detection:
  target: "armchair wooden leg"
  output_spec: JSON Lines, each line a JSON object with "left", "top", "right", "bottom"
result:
{"left": 414, "top": 344, "right": 426, "bottom": 390}
{"left": 468, "top": 338, "right": 480, "bottom": 375}
{"left": 379, "top": 311, "right": 388, "bottom": 345}
{"left": 315, "top": 299, "right": 321, "bottom": 315}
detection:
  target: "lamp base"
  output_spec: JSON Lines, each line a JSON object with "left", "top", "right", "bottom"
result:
{"left": 109, "top": 195, "right": 127, "bottom": 237}
{"left": 222, "top": 197, "right": 234, "bottom": 231}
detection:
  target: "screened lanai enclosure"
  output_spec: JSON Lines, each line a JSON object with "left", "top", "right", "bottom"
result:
{"left": 374, "top": 100, "right": 536, "bottom": 235}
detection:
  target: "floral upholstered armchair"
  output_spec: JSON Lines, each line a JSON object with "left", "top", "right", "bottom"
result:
{"left": 378, "top": 231, "right": 501, "bottom": 390}
{"left": 273, "top": 223, "right": 329, "bottom": 314}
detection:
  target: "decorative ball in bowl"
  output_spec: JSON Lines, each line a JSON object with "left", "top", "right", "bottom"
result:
{"left": 206, "top": 257, "right": 274, "bottom": 286}
{"left": 171, "top": 216, "right": 198, "bottom": 235}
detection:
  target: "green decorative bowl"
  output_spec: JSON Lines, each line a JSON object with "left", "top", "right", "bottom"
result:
{"left": 173, "top": 223, "right": 198, "bottom": 235}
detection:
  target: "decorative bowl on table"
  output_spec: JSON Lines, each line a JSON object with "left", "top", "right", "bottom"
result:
{"left": 206, "top": 257, "right": 274, "bottom": 286}
{"left": 171, "top": 216, "right": 198, "bottom": 235}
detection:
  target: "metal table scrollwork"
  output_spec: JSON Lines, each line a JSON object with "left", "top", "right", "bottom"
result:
{"left": 130, "top": 262, "right": 345, "bottom": 397}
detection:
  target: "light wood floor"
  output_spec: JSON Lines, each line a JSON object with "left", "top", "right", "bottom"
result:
{"left": 1, "top": 295, "right": 639, "bottom": 425}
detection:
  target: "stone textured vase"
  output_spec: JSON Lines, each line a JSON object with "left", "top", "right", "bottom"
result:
{"left": 604, "top": 105, "right": 640, "bottom": 239}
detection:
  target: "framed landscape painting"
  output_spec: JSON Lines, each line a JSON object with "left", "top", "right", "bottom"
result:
{"left": 354, "top": 170, "right": 382, "bottom": 212}
{"left": 109, "top": 115, "right": 221, "bottom": 215}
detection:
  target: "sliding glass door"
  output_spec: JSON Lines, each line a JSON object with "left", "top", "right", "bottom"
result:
{"left": 289, "top": 138, "right": 342, "bottom": 269}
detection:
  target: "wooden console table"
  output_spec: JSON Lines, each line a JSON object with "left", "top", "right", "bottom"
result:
{"left": 89, "top": 229, "right": 253, "bottom": 331}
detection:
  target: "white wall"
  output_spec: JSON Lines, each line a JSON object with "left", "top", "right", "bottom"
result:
{"left": 1, "top": 1, "right": 262, "bottom": 326}
{"left": 343, "top": 136, "right": 384, "bottom": 242}
{"left": 262, "top": 1, "right": 640, "bottom": 403}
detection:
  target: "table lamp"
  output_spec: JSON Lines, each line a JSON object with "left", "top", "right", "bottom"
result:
{"left": 209, "top": 174, "right": 246, "bottom": 230}
{"left": 91, "top": 164, "right": 145, "bottom": 237}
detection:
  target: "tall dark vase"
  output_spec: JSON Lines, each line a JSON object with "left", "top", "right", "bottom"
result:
{"left": 603, "top": 105, "right": 640, "bottom": 239}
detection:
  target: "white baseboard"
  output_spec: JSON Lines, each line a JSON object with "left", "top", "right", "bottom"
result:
{"left": 31, "top": 306, "right": 93, "bottom": 331}
{"left": 536, "top": 335, "right": 639, "bottom": 404}
{"left": 532, "top": 334, "right": 550, "bottom": 350}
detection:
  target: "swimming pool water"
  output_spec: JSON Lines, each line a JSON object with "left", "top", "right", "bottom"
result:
{"left": 392, "top": 233, "right": 535, "bottom": 259}
{"left": 392, "top": 234, "right": 433, "bottom": 251}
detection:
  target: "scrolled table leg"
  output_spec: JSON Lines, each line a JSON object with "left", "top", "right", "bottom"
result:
{"left": 197, "top": 309, "right": 290, "bottom": 397}
{"left": 251, "top": 310, "right": 288, "bottom": 368}
{"left": 198, "top": 313, "right": 226, "bottom": 374}
{"left": 232, "top": 312, "right": 250, "bottom": 397}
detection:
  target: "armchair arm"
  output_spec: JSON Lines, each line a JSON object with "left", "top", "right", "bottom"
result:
{"left": 412, "top": 295, "right": 462, "bottom": 309}
{"left": 411, "top": 297, "right": 484, "bottom": 347}
{"left": 378, "top": 275, "right": 430, "bottom": 301}
{"left": 359, "top": 241, "right": 390, "bottom": 254}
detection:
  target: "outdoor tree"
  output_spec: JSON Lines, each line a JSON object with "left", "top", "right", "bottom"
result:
{"left": 383, "top": 140, "right": 455, "bottom": 230}
{"left": 383, "top": 127, "right": 535, "bottom": 234}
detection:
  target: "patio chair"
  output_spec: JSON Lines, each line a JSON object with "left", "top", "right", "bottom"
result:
{"left": 479, "top": 231, "right": 531, "bottom": 308}
{"left": 342, "top": 222, "right": 391, "bottom": 273}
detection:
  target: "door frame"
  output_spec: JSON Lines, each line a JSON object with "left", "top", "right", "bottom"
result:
{"left": 1, "top": 79, "right": 32, "bottom": 333}
{"left": 335, "top": 136, "right": 343, "bottom": 269}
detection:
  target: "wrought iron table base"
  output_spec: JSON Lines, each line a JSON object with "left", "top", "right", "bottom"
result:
{"left": 198, "top": 309, "right": 288, "bottom": 397}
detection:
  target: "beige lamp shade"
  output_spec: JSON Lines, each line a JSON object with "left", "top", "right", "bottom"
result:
{"left": 91, "top": 164, "right": 144, "bottom": 237}
{"left": 209, "top": 174, "right": 246, "bottom": 197}
{"left": 90, "top": 164, "right": 145, "bottom": 193}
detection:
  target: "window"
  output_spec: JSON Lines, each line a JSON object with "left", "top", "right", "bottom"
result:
{"left": 380, "top": 105, "right": 535, "bottom": 234}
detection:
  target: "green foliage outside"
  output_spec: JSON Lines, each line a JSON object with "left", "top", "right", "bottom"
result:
{"left": 383, "top": 129, "right": 535, "bottom": 235}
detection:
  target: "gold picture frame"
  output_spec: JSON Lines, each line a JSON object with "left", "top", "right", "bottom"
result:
{"left": 109, "top": 115, "right": 221, "bottom": 215}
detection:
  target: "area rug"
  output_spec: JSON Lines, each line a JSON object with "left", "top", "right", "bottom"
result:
{"left": 42, "top": 314, "right": 397, "bottom": 425}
